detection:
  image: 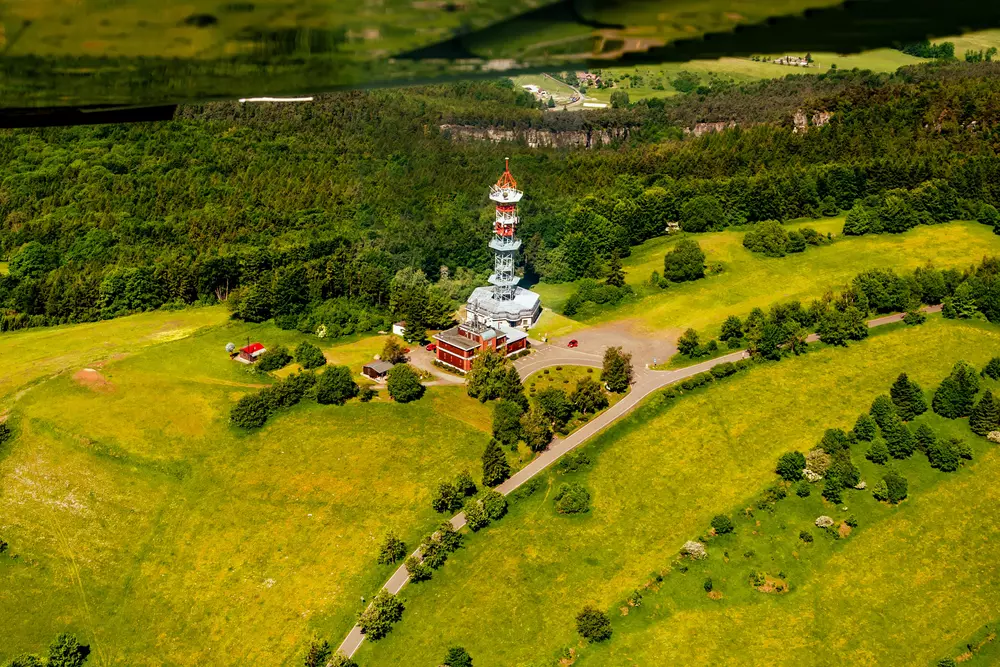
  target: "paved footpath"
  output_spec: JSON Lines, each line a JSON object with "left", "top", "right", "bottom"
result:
{"left": 337, "top": 306, "right": 939, "bottom": 657}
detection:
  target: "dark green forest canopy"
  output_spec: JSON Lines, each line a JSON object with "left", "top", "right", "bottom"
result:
{"left": 3, "top": 63, "right": 1000, "bottom": 333}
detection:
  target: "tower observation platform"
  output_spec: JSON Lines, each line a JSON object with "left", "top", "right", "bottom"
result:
{"left": 465, "top": 158, "right": 541, "bottom": 329}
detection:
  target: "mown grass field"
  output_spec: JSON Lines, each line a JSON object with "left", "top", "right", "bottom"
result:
{"left": 534, "top": 219, "right": 1000, "bottom": 339}
{"left": 0, "top": 314, "right": 494, "bottom": 665}
{"left": 358, "top": 317, "right": 1000, "bottom": 666}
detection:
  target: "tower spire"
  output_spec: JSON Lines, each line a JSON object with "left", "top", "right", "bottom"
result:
{"left": 488, "top": 158, "right": 523, "bottom": 301}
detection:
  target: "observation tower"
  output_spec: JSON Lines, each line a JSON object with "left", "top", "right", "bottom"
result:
{"left": 465, "top": 158, "right": 541, "bottom": 329}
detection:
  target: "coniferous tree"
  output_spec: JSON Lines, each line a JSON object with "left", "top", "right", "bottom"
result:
{"left": 605, "top": 249, "right": 625, "bottom": 287}
{"left": 870, "top": 394, "right": 898, "bottom": 432}
{"left": 969, "top": 390, "right": 1000, "bottom": 436}
{"left": 865, "top": 439, "right": 889, "bottom": 464}
{"left": 303, "top": 640, "right": 332, "bottom": 667}
{"left": 889, "top": 372, "right": 927, "bottom": 421}
{"left": 481, "top": 439, "right": 511, "bottom": 487}
{"left": 498, "top": 367, "right": 529, "bottom": 411}
{"left": 913, "top": 423, "right": 937, "bottom": 454}
{"left": 933, "top": 361, "right": 980, "bottom": 418}
{"left": 443, "top": 647, "right": 473, "bottom": 667}
{"left": 852, "top": 413, "right": 877, "bottom": 441}
{"left": 982, "top": 356, "right": 1000, "bottom": 380}
{"left": 46, "top": 634, "right": 90, "bottom": 667}
{"left": 882, "top": 415, "right": 916, "bottom": 459}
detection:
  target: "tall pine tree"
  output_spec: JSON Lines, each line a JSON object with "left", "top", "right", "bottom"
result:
{"left": 889, "top": 373, "right": 926, "bottom": 421}
{"left": 970, "top": 390, "right": 1000, "bottom": 436}
{"left": 870, "top": 394, "right": 897, "bottom": 432}
{"left": 605, "top": 249, "right": 625, "bottom": 287}
{"left": 481, "top": 439, "right": 511, "bottom": 487}
{"left": 933, "top": 361, "right": 981, "bottom": 418}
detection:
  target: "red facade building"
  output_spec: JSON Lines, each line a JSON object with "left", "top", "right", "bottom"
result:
{"left": 433, "top": 322, "right": 528, "bottom": 372}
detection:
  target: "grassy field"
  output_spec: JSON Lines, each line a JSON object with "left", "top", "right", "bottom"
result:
{"left": 534, "top": 219, "right": 1000, "bottom": 339}
{"left": 0, "top": 306, "right": 231, "bottom": 404}
{"left": 0, "top": 314, "right": 496, "bottom": 665}
{"left": 581, "top": 30, "right": 1000, "bottom": 104}
{"left": 358, "top": 316, "right": 1000, "bottom": 666}
{"left": 511, "top": 74, "right": 579, "bottom": 107}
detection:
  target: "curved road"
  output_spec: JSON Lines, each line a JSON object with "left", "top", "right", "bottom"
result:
{"left": 337, "top": 306, "right": 937, "bottom": 657}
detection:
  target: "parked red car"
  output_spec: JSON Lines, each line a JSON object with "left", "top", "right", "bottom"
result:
{"left": 567, "top": 339, "right": 579, "bottom": 348}
{"left": 425, "top": 343, "right": 437, "bottom": 352}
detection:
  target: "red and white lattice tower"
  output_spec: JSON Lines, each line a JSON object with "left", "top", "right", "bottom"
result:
{"left": 488, "top": 157, "right": 523, "bottom": 301}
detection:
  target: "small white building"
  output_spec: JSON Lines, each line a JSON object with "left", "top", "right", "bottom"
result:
{"left": 392, "top": 321, "right": 406, "bottom": 337}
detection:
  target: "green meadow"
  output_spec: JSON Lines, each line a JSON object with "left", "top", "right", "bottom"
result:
{"left": 0, "top": 314, "right": 494, "bottom": 665}
{"left": 534, "top": 219, "right": 1000, "bottom": 339}
{"left": 358, "top": 316, "right": 1000, "bottom": 666}
{"left": 582, "top": 30, "right": 1000, "bottom": 104}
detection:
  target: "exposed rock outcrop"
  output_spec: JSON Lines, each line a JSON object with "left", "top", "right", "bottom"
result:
{"left": 438, "top": 124, "right": 629, "bottom": 148}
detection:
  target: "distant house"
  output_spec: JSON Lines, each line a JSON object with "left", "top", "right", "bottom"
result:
{"left": 392, "top": 321, "right": 407, "bottom": 337}
{"left": 362, "top": 360, "right": 394, "bottom": 382}
{"left": 237, "top": 342, "right": 267, "bottom": 364}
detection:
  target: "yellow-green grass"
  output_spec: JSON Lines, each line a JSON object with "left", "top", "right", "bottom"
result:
{"left": 947, "top": 29, "right": 1000, "bottom": 55}
{"left": 0, "top": 306, "right": 231, "bottom": 404}
{"left": 0, "top": 319, "right": 494, "bottom": 665}
{"left": 534, "top": 219, "right": 1000, "bottom": 339}
{"left": 0, "top": 261, "right": 8, "bottom": 275}
{"left": 533, "top": 307, "right": 588, "bottom": 339}
{"left": 358, "top": 317, "right": 1000, "bottom": 666}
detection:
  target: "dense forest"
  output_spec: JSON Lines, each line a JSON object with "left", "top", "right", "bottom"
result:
{"left": 3, "top": 62, "right": 1000, "bottom": 337}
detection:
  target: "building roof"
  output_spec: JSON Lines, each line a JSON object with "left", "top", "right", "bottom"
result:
{"left": 240, "top": 342, "right": 266, "bottom": 355}
{"left": 364, "top": 360, "right": 394, "bottom": 374}
{"left": 433, "top": 326, "right": 481, "bottom": 351}
{"left": 466, "top": 286, "right": 541, "bottom": 322}
{"left": 497, "top": 324, "right": 528, "bottom": 345}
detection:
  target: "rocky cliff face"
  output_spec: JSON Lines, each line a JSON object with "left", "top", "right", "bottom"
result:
{"left": 438, "top": 124, "right": 629, "bottom": 148}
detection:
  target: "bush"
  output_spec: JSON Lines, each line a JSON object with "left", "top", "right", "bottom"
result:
{"left": 358, "top": 386, "right": 377, "bottom": 402}
{"left": 376, "top": 532, "right": 407, "bottom": 565}
{"left": 553, "top": 483, "right": 591, "bottom": 514}
{"left": 257, "top": 345, "right": 293, "bottom": 372}
{"left": 480, "top": 489, "right": 508, "bottom": 521}
{"left": 387, "top": 364, "right": 424, "bottom": 403}
{"left": 315, "top": 365, "right": 359, "bottom": 405}
{"left": 295, "top": 341, "right": 327, "bottom": 370}
{"left": 0, "top": 423, "right": 12, "bottom": 446}
{"left": 404, "top": 555, "right": 432, "bottom": 582}
{"left": 882, "top": 470, "right": 908, "bottom": 503}
{"left": 454, "top": 470, "right": 478, "bottom": 497}
{"left": 357, "top": 589, "right": 404, "bottom": 640}
{"left": 821, "top": 477, "right": 843, "bottom": 504}
{"left": 775, "top": 451, "right": 806, "bottom": 481}
{"left": 799, "top": 530, "right": 814, "bottom": 543}
{"left": 575, "top": 605, "right": 613, "bottom": 643}
{"left": 663, "top": 239, "right": 706, "bottom": 282}
{"left": 711, "top": 514, "right": 734, "bottom": 534}
{"left": 432, "top": 482, "right": 463, "bottom": 513}
{"left": 443, "top": 647, "right": 473, "bottom": 667}
{"left": 710, "top": 362, "right": 737, "bottom": 379}
{"left": 794, "top": 480, "right": 811, "bottom": 497}
{"left": 230, "top": 392, "right": 271, "bottom": 429}
{"left": 743, "top": 220, "right": 790, "bottom": 257}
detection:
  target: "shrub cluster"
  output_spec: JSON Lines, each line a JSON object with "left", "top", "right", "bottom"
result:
{"left": 257, "top": 345, "right": 293, "bottom": 372}
{"left": 742, "top": 221, "right": 824, "bottom": 257}
{"left": 432, "top": 470, "right": 478, "bottom": 514}
{"left": 464, "top": 489, "right": 509, "bottom": 531}
{"left": 230, "top": 370, "right": 319, "bottom": 429}
{"left": 553, "top": 483, "right": 592, "bottom": 514}
{"left": 563, "top": 279, "right": 634, "bottom": 316}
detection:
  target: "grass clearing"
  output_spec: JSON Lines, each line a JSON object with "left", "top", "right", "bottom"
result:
{"left": 0, "top": 306, "right": 231, "bottom": 404}
{"left": 534, "top": 219, "right": 1000, "bottom": 339}
{"left": 358, "top": 317, "right": 1000, "bottom": 666}
{"left": 0, "top": 317, "right": 494, "bottom": 665}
